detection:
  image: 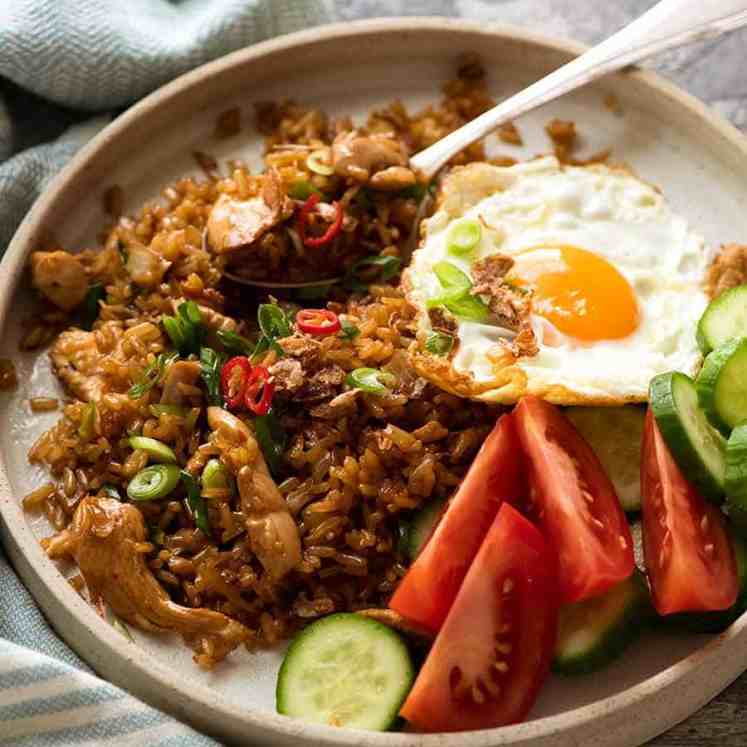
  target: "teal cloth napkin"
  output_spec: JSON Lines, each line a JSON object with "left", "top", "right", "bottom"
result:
{"left": 0, "top": 1, "right": 329, "bottom": 745}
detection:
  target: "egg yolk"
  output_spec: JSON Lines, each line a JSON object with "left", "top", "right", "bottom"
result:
{"left": 518, "top": 245, "right": 640, "bottom": 341}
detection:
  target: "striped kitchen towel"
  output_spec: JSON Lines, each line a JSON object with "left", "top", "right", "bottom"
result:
{"left": 0, "top": 1, "right": 330, "bottom": 744}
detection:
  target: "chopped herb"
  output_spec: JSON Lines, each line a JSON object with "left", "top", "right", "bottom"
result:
{"left": 80, "top": 283, "right": 105, "bottom": 330}
{"left": 100, "top": 484, "right": 122, "bottom": 501}
{"left": 425, "top": 331, "right": 454, "bottom": 356}
{"left": 149, "top": 403, "right": 187, "bottom": 417}
{"left": 339, "top": 319, "right": 360, "bottom": 342}
{"left": 253, "top": 302, "right": 293, "bottom": 360}
{"left": 346, "top": 367, "right": 396, "bottom": 395}
{"left": 162, "top": 301, "right": 206, "bottom": 357}
{"left": 426, "top": 261, "right": 490, "bottom": 322}
{"left": 345, "top": 255, "right": 401, "bottom": 292}
{"left": 180, "top": 470, "right": 211, "bottom": 535}
{"left": 216, "top": 329, "right": 254, "bottom": 356}
{"left": 254, "top": 410, "right": 286, "bottom": 476}
{"left": 199, "top": 347, "right": 224, "bottom": 407}
{"left": 128, "top": 352, "right": 179, "bottom": 400}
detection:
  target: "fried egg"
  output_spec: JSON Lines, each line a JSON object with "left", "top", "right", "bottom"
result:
{"left": 404, "top": 156, "right": 714, "bottom": 405}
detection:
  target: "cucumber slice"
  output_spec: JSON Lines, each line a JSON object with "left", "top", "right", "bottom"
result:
{"left": 726, "top": 423, "right": 747, "bottom": 517}
{"left": 565, "top": 406, "right": 645, "bottom": 513}
{"left": 407, "top": 498, "right": 447, "bottom": 560}
{"left": 553, "top": 571, "right": 649, "bottom": 675}
{"left": 276, "top": 613, "right": 414, "bottom": 730}
{"left": 697, "top": 284, "right": 747, "bottom": 354}
{"left": 650, "top": 372, "right": 727, "bottom": 504}
{"left": 660, "top": 530, "right": 747, "bottom": 634}
{"left": 696, "top": 338, "right": 747, "bottom": 431}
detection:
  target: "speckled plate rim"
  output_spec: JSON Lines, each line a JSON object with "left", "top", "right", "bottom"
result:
{"left": 2, "top": 17, "right": 747, "bottom": 747}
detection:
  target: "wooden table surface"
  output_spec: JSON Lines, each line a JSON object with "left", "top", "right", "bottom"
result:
{"left": 333, "top": 0, "right": 747, "bottom": 744}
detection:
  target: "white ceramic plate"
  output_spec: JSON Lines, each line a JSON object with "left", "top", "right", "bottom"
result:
{"left": 2, "top": 18, "right": 747, "bottom": 747}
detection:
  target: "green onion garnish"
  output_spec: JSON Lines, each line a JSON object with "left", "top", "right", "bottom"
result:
{"left": 339, "top": 319, "right": 360, "bottom": 342}
{"left": 199, "top": 347, "right": 224, "bottom": 407}
{"left": 426, "top": 261, "right": 491, "bottom": 322}
{"left": 128, "top": 436, "right": 177, "bottom": 464}
{"left": 431, "top": 261, "right": 472, "bottom": 301}
{"left": 345, "top": 367, "right": 396, "bottom": 395}
{"left": 127, "top": 464, "right": 181, "bottom": 501}
{"left": 254, "top": 410, "right": 286, "bottom": 477}
{"left": 306, "top": 149, "right": 334, "bottom": 176}
{"left": 425, "top": 331, "right": 454, "bottom": 356}
{"left": 216, "top": 329, "right": 254, "bottom": 356}
{"left": 253, "top": 302, "right": 293, "bottom": 359}
{"left": 128, "top": 352, "right": 178, "bottom": 400}
{"left": 80, "top": 282, "right": 105, "bottom": 330}
{"left": 180, "top": 470, "right": 211, "bottom": 534}
{"left": 446, "top": 218, "right": 482, "bottom": 256}
{"left": 162, "top": 301, "right": 206, "bottom": 357}
{"left": 444, "top": 294, "right": 490, "bottom": 322}
{"left": 288, "top": 180, "right": 323, "bottom": 200}
{"left": 201, "top": 458, "right": 234, "bottom": 493}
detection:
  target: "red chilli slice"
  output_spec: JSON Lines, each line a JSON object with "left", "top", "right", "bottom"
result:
{"left": 220, "top": 356, "right": 252, "bottom": 411}
{"left": 297, "top": 193, "right": 344, "bottom": 248}
{"left": 244, "top": 365, "right": 274, "bottom": 416}
{"left": 296, "top": 309, "right": 341, "bottom": 336}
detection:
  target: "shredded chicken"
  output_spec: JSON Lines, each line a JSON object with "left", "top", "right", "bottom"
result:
{"left": 309, "top": 389, "right": 359, "bottom": 419}
{"left": 331, "top": 130, "right": 414, "bottom": 188}
{"left": 30, "top": 251, "right": 89, "bottom": 311}
{"left": 125, "top": 242, "right": 171, "bottom": 287}
{"left": 206, "top": 171, "right": 293, "bottom": 253}
{"left": 706, "top": 243, "right": 747, "bottom": 298}
{"left": 44, "top": 496, "right": 249, "bottom": 666}
{"left": 268, "top": 358, "right": 305, "bottom": 395}
{"left": 207, "top": 407, "right": 301, "bottom": 579}
{"left": 160, "top": 360, "right": 201, "bottom": 406}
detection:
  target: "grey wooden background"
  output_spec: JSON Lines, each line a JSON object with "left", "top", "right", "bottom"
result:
{"left": 330, "top": 1, "right": 747, "bottom": 745}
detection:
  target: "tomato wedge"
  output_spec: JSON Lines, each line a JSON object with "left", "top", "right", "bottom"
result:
{"left": 514, "top": 396, "right": 634, "bottom": 603}
{"left": 641, "top": 408, "right": 737, "bottom": 614}
{"left": 389, "top": 413, "right": 525, "bottom": 632}
{"left": 400, "top": 503, "right": 558, "bottom": 732}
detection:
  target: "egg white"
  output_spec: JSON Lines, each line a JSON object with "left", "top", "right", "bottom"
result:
{"left": 404, "top": 156, "right": 714, "bottom": 405}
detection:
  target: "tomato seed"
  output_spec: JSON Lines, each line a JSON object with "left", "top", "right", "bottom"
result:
{"left": 704, "top": 543, "right": 715, "bottom": 556}
{"left": 502, "top": 578, "right": 514, "bottom": 595}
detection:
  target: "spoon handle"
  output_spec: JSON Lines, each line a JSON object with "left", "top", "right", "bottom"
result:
{"left": 410, "top": 0, "right": 747, "bottom": 178}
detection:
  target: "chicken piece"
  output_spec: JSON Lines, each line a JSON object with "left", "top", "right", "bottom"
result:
{"left": 331, "top": 130, "right": 413, "bottom": 187}
{"left": 50, "top": 321, "right": 161, "bottom": 402}
{"left": 706, "top": 243, "right": 747, "bottom": 298}
{"left": 44, "top": 496, "right": 249, "bottom": 665}
{"left": 369, "top": 166, "right": 416, "bottom": 191}
{"left": 206, "top": 171, "right": 293, "bottom": 254}
{"left": 160, "top": 360, "right": 201, "bottom": 406}
{"left": 207, "top": 407, "right": 301, "bottom": 579}
{"left": 124, "top": 242, "right": 171, "bottom": 287}
{"left": 30, "top": 251, "right": 89, "bottom": 311}
{"left": 268, "top": 358, "right": 305, "bottom": 395}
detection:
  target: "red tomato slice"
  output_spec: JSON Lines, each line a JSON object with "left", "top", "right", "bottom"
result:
{"left": 389, "top": 413, "right": 525, "bottom": 632}
{"left": 641, "top": 408, "right": 737, "bottom": 614}
{"left": 514, "top": 396, "right": 634, "bottom": 603}
{"left": 400, "top": 503, "right": 558, "bottom": 732}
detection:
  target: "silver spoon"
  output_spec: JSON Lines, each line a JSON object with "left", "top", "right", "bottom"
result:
{"left": 228, "top": 0, "right": 747, "bottom": 287}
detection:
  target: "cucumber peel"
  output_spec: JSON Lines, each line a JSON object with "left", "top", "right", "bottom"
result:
{"left": 696, "top": 338, "right": 747, "bottom": 432}
{"left": 650, "top": 372, "right": 726, "bottom": 504}
{"left": 697, "top": 284, "right": 747, "bottom": 354}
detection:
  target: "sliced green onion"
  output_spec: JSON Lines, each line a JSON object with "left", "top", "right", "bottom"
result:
{"left": 81, "top": 282, "right": 105, "bottom": 330}
{"left": 425, "top": 331, "right": 454, "bottom": 356}
{"left": 254, "top": 410, "right": 286, "bottom": 477}
{"left": 258, "top": 302, "right": 293, "bottom": 340}
{"left": 179, "top": 300, "right": 202, "bottom": 326}
{"left": 184, "top": 407, "right": 200, "bottom": 432}
{"left": 216, "top": 329, "right": 254, "bottom": 356}
{"left": 445, "top": 294, "right": 490, "bottom": 322}
{"left": 199, "top": 347, "right": 224, "bottom": 407}
{"left": 163, "top": 301, "right": 205, "bottom": 357}
{"left": 433, "top": 261, "right": 472, "bottom": 297}
{"left": 339, "top": 319, "right": 360, "bottom": 341}
{"left": 180, "top": 470, "right": 211, "bottom": 534}
{"left": 128, "top": 436, "right": 177, "bottom": 464}
{"left": 162, "top": 315, "right": 186, "bottom": 350}
{"left": 346, "top": 367, "right": 394, "bottom": 394}
{"left": 288, "top": 180, "right": 323, "bottom": 200}
{"left": 129, "top": 352, "right": 178, "bottom": 400}
{"left": 201, "top": 458, "right": 234, "bottom": 494}
{"left": 78, "top": 402, "right": 96, "bottom": 440}
{"left": 306, "top": 148, "right": 334, "bottom": 176}
{"left": 446, "top": 218, "right": 482, "bottom": 256}
{"left": 127, "top": 464, "right": 181, "bottom": 501}
{"left": 149, "top": 404, "right": 187, "bottom": 417}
